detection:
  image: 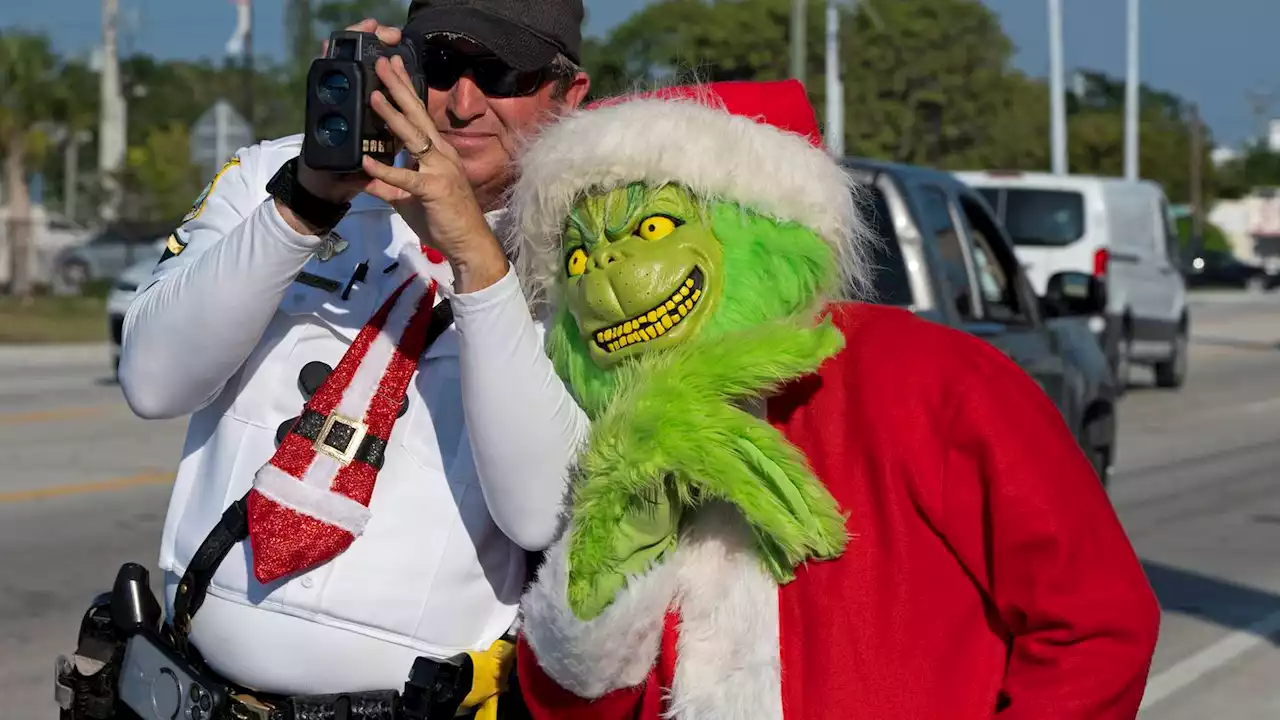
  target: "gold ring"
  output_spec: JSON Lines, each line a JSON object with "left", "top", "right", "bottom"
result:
{"left": 410, "top": 137, "right": 434, "bottom": 159}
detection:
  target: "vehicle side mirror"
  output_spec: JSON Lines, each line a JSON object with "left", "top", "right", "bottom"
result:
{"left": 1043, "top": 271, "right": 1106, "bottom": 317}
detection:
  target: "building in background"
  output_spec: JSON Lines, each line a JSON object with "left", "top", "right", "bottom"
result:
{"left": 1209, "top": 191, "right": 1280, "bottom": 274}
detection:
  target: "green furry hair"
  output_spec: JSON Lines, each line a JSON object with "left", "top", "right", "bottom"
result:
{"left": 549, "top": 194, "right": 853, "bottom": 603}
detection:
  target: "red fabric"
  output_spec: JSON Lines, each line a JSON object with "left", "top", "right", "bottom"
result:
{"left": 518, "top": 611, "right": 681, "bottom": 720}
{"left": 518, "top": 304, "right": 1160, "bottom": 719}
{"left": 586, "top": 79, "right": 823, "bottom": 148}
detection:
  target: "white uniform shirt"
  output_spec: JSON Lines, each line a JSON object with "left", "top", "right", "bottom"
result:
{"left": 118, "top": 135, "right": 588, "bottom": 695}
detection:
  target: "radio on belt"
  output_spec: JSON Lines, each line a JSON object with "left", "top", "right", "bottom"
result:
{"left": 303, "top": 30, "right": 426, "bottom": 173}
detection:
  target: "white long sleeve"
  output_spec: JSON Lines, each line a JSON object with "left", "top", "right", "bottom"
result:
{"left": 121, "top": 136, "right": 589, "bottom": 553}
{"left": 119, "top": 145, "right": 322, "bottom": 420}
{"left": 449, "top": 268, "right": 590, "bottom": 551}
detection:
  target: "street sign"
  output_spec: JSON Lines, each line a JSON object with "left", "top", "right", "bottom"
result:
{"left": 190, "top": 100, "right": 254, "bottom": 178}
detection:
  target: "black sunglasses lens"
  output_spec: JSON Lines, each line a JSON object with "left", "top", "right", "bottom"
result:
{"left": 472, "top": 61, "right": 525, "bottom": 96}
{"left": 421, "top": 46, "right": 546, "bottom": 97}
{"left": 421, "top": 47, "right": 464, "bottom": 91}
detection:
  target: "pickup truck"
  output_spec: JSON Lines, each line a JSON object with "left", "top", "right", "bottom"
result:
{"left": 845, "top": 159, "right": 1119, "bottom": 484}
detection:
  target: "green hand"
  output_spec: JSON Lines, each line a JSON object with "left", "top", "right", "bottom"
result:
{"left": 568, "top": 480, "right": 683, "bottom": 620}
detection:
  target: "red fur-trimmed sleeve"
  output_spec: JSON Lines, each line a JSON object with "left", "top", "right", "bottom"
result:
{"left": 936, "top": 336, "right": 1160, "bottom": 718}
{"left": 516, "top": 612, "right": 679, "bottom": 720}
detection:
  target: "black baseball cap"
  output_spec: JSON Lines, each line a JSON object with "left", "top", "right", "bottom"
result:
{"left": 405, "top": 0, "right": 584, "bottom": 72}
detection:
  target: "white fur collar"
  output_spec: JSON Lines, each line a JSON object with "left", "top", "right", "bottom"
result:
{"left": 519, "top": 504, "right": 783, "bottom": 718}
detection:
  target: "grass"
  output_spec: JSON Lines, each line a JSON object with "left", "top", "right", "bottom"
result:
{"left": 0, "top": 293, "right": 109, "bottom": 344}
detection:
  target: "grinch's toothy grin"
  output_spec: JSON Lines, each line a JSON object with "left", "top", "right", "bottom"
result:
{"left": 593, "top": 267, "right": 705, "bottom": 353}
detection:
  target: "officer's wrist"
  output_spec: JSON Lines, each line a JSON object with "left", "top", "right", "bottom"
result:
{"left": 273, "top": 197, "right": 330, "bottom": 238}
{"left": 450, "top": 242, "right": 510, "bottom": 295}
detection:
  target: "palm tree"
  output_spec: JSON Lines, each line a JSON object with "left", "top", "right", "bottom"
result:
{"left": 0, "top": 31, "right": 61, "bottom": 299}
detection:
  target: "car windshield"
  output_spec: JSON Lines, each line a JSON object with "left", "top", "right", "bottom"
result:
{"left": 999, "top": 189, "right": 1086, "bottom": 247}
{"left": 857, "top": 186, "right": 913, "bottom": 306}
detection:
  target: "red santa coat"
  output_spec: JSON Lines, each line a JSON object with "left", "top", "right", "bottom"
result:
{"left": 515, "top": 303, "right": 1161, "bottom": 719}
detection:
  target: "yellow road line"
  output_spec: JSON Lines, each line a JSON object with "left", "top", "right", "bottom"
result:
{"left": 0, "top": 407, "right": 105, "bottom": 426}
{"left": 0, "top": 471, "right": 174, "bottom": 504}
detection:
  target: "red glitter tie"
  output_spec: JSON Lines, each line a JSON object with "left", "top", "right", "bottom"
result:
{"left": 246, "top": 270, "right": 442, "bottom": 584}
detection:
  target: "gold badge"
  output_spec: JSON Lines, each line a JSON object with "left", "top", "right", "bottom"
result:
{"left": 316, "top": 230, "right": 349, "bottom": 262}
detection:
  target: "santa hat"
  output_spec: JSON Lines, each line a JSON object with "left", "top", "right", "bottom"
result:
{"left": 506, "top": 79, "right": 871, "bottom": 304}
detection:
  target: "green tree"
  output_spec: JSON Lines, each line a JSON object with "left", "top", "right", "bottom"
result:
{"left": 121, "top": 123, "right": 205, "bottom": 224}
{"left": 841, "top": 0, "right": 1022, "bottom": 167}
{"left": 594, "top": 0, "right": 819, "bottom": 91}
{"left": 1175, "top": 216, "right": 1230, "bottom": 254}
{"left": 1062, "top": 69, "right": 1217, "bottom": 203}
{"left": 591, "top": 0, "right": 1035, "bottom": 169}
{"left": 315, "top": 0, "right": 408, "bottom": 32}
{"left": 979, "top": 72, "right": 1051, "bottom": 171}
{"left": 0, "top": 31, "right": 63, "bottom": 298}
{"left": 1215, "top": 144, "right": 1280, "bottom": 198}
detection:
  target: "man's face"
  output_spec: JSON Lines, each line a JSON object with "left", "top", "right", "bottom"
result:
{"left": 423, "top": 39, "right": 590, "bottom": 205}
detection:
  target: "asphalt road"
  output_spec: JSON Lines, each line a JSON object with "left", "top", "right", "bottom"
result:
{"left": 2, "top": 293, "right": 1279, "bottom": 718}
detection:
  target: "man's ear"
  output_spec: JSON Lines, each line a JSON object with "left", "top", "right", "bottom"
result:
{"left": 563, "top": 71, "right": 592, "bottom": 109}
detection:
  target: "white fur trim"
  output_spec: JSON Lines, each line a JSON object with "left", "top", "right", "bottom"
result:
{"left": 504, "top": 93, "right": 875, "bottom": 306}
{"left": 668, "top": 504, "right": 783, "bottom": 720}
{"left": 253, "top": 465, "right": 371, "bottom": 536}
{"left": 518, "top": 504, "right": 783, "bottom": 717}
{"left": 519, "top": 528, "right": 681, "bottom": 698}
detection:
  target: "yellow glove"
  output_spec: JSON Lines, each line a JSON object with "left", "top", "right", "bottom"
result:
{"left": 459, "top": 638, "right": 516, "bottom": 720}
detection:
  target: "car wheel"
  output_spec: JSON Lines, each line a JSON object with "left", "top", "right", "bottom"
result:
{"left": 1246, "top": 275, "right": 1267, "bottom": 293}
{"left": 1112, "top": 328, "right": 1132, "bottom": 394}
{"left": 59, "top": 260, "right": 91, "bottom": 295}
{"left": 1081, "top": 408, "right": 1115, "bottom": 487}
{"left": 1154, "top": 323, "right": 1188, "bottom": 389}
{"left": 1087, "top": 443, "right": 1112, "bottom": 487}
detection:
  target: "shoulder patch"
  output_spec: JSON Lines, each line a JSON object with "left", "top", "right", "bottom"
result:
{"left": 182, "top": 157, "right": 242, "bottom": 225}
{"left": 158, "top": 231, "right": 188, "bottom": 264}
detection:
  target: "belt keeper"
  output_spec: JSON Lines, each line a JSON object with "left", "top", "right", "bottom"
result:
{"left": 402, "top": 654, "right": 472, "bottom": 720}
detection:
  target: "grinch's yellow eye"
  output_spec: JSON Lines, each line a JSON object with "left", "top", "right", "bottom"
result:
{"left": 566, "top": 248, "right": 588, "bottom": 277}
{"left": 636, "top": 215, "right": 677, "bottom": 241}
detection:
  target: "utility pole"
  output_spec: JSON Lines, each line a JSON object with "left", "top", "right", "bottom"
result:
{"left": 244, "top": 0, "right": 255, "bottom": 134}
{"left": 824, "top": 0, "right": 848, "bottom": 157}
{"left": 99, "top": 0, "right": 126, "bottom": 223}
{"left": 1123, "top": 0, "right": 1140, "bottom": 180}
{"left": 1246, "top": 90, "right": 1276, "bottom": 147}
{"left": 1047, "top": 0, "right": 1067, "bottom": 174}
{"left": 227, "top": 0, "right": 255, "bottom": 137}
{"left": 790, "top": 0, "right": 806, "bottom": 86}
{"left": 64, "top": 131, "right": 91, "bottom": 224}
{"left": 1189, "top": 103, "right": 1204, "bottom": 247}
{"left": 287, "top": 0, "right": 315, "bottom": 80}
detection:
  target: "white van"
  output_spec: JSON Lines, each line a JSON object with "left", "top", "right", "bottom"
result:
{"left": 956, "top": 171, "right": 1188, "bottom": 389}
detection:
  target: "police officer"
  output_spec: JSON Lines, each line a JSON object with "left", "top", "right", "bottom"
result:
{"left": 116, "top": 0, "right": 591, "bottom": 705}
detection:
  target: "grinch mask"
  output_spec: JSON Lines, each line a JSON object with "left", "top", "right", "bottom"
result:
{"left": 508, "top": 81, "right": 868, "bottom": 619}
{"left": 562, "top": 184, "right": 722, "bottom": 368}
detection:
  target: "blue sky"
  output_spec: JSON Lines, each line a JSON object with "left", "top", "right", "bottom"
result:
{"left": 2, "top": 0, "right": 1275, "bottom": 147}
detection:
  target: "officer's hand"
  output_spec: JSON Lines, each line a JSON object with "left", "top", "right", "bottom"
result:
{"left": 360, "top": 54, "right": 508, "bottom": 293}
{"left": 294, "top": 18, "right": 402, "bottom": 205}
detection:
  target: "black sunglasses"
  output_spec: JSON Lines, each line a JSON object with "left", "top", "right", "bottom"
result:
{"left": 420, "top": 45, "right": 560, "bottom": 98}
